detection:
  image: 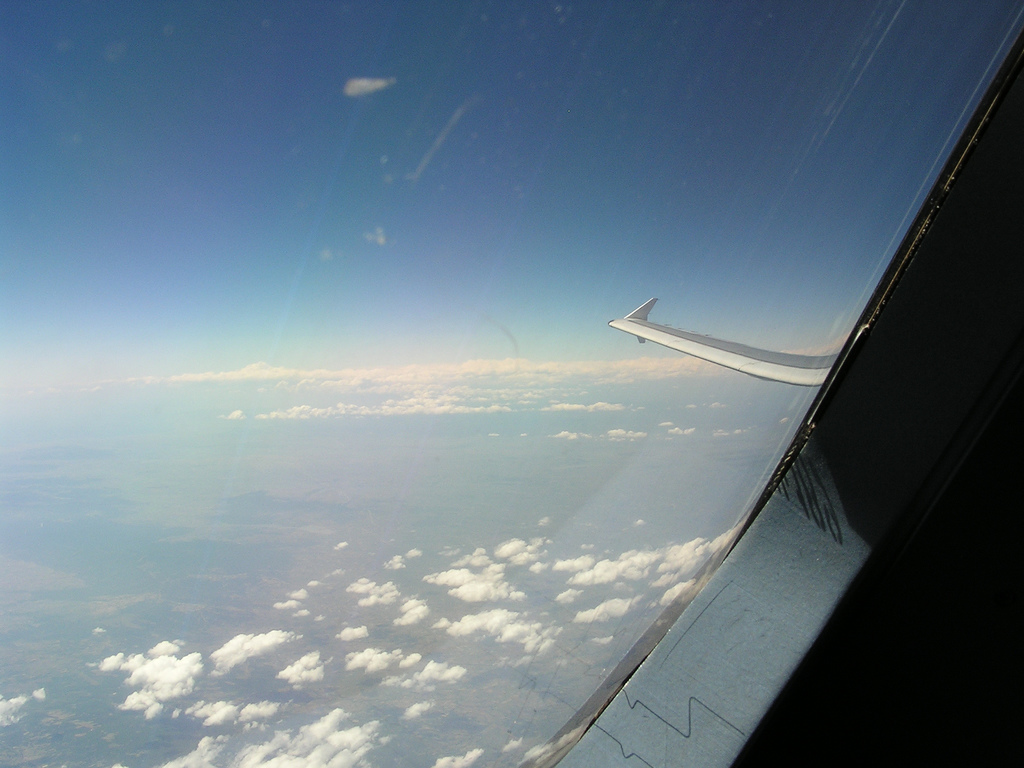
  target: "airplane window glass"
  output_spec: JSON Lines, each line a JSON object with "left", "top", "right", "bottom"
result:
{"left": 2, "top": 2, "right": 1021, "bottom": 766}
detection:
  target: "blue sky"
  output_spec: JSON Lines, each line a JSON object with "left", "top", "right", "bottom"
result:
{"left": 3, "top": 1, "right": 1022, "bottom": 390}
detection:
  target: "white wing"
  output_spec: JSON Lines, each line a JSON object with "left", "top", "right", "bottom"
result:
{"left": 609, "top": 298, "right": 835, "bottom": 386}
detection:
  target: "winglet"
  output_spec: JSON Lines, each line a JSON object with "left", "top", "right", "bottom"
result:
{"left": 626, "top": 297, "right": 658, "bottom": 321}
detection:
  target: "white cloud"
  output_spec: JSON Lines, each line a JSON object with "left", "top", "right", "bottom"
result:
{"left": 288, "top": 588, "right": 309, "bottom": 600}
{"left": 220, "top": 410, "right": 245, "bottom": 420}
{"left": 343, "top": 76, "right": 396, "bottom": 97}
{"left": 406, "top": 548, "right": 423, "bottom": 558}
{"left": 555, "top": 589, "right": 582, "bottom": 604}
{"left": 154, "top": 735, "right": 225, "bottom": 768}
{"left": 634, "top": 519, "right": 645, "bottom": 526}
{"left": 659, "top": 421, "right": 674, "bottom": 427}
{"left": 502, "top": 737, "right": 524, "bottom": 752}
{"left": 293, "top": 609, "right": 310, "bottom": 617}
{"left": 346, "top": 578, "right": 400, "bottom": 606}
{"left": 31, "top": 688, "right": 45, "bottom": 701}
{"left": 573, "top": 597, "right": 639, "bottom": 623}
{"left": 272, "top": 599, "right": 301, "bottom": 610}
{"left": 606, "top": 429, "right": 647, "bottom": 441}
{"left": 402, "top": 700, "right": 434, "bottom": 720}
{"left": 336, "top": 626, "right": 369, "bottom": 642}
{"left": 238, "top": 700, "right": 280, "bottom": 722}
{"left": 92, "top": 627, "right": 106, "bottom": 635}
{"left": 550, "top": 431, "right": 589, "bottom": 440}
{"left": 334, "top": 541, "right": 349, "bottom": 550}
{"left": 276, "top": 651, "right": 324, "bottom": 689}
{"left": 565, "top": 549, "right": 661, "bottom": 586}
{"left": 185, "top": 708, "right": 381, "bottom": 768}
{"left": 552, "top": 555, "right": 595, "bottom": 573}
{"left": 345, "top": 648, "right": 404, "bottom": 674}
{"left": 210, "top": 630, "right": 297, "bottom": 676}
{"left": 591, "top": 635, "right": 614, "bottom": 645}
{"left": 186, "top": 700, "right": 239, "bottom": 727}
{"left": 660, "top": 578, "right": 697, "bottom": 606}
{"left": 384, "top": 555, "right": 406, "bottom": 570}
{"left": 432, "top": 748, "right": 484, "bottom": 768}
{"left": 399, "top": 653, "right": 422, "bottom": 668}
{"left": 307, "top": 580, "right": 321, "bottom": 587}
{"left": 0, "top": 694, "right": 29, "bottom": 726}
{"left": 394, "top": 598, "right": 430, "bottom": 626}
{"left": 537, "top": 516, "right": 551, "bottom": 526}
{"left": 382, "top": 659, "right": 468, "bottom": 691}
{"left": 451, "top": 548, "right": 492, "bottom": 568}
{"left": 444, "top": 609, "right": 559, "bottom": 654}
{"left": 423, "top": 564, "right": 524, "bottom": 603}
{"left": 493, "top": 538, "right": 546, "bottom": 566}
{"left": 542, "top": 402, "right": 624, "bottom": 412}
{"left": 99, "top": 642, "right": 203, "bottom": 719}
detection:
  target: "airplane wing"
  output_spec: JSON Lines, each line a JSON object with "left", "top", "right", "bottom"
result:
{"left": 609, "top": 298, "right": 836, "bottom": 386}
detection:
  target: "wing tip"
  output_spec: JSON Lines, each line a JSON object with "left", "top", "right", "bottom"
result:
{"left": 625, "top": 297, "right": 658, "bottom": 321}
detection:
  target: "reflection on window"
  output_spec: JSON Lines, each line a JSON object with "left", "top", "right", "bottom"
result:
{"left": 1, "top": 2, "right": 1021, "bottom": 767}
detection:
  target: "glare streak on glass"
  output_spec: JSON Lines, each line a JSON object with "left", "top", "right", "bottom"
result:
{"left": 1, "top": 2, "right": 1022, "bottom": 767}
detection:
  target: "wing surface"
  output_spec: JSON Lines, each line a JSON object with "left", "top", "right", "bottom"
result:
{"left": 609, "top": 298, "right": 835, "bottom": 386}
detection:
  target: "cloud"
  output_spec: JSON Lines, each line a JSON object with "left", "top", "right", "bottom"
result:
{"left": 423, "top": 564, "right": 524, "bottom": 602}
{"left": 92, "top": 627, "right": 106, "bottom": 635}
{"left": 32, "top": 688, "right": 45, "bottom": 700}
{"left": 154, "top": 735, "right": 226, "bottom": 768}
{"left": 334, "top": 541, "right": 349, "bottom": 550}
{"left": 185, "top": 700, "right": 239, "bottom": 727}
{"left": 552, "top": 555, "right": 595, "bottom": 573}
{"left": 129, "top": 356, "right": 709, "bottom": 390}
{"left": 276, "top": 651, "right": 324, "bottom": 689}
{"left": 238, "top": 700, "right": 280, "bottom": 722}
{"left": 346, "top": 578, "right": 400, "bottom": 607}
{"left": 564, "top": 549, "right": 661, "bottom": 586}
{"left": 573, "top": 597, "right": 639, "bottom": 623}
{"left": 210, "top": 630, "right": 297, "bottom": 676}
{"left": 451, "top": 548, "right": 492, "bottom": 568}
{"left": 606, "top": 429, "right": 647, "bottom": 441}
{"left": 273, "top": 599, "right": 301, "bottom": 610}
{"left": 550, "top": 431, "right": 590, "bottom": 440}
{"left": 395, "top": 660, "right": 467, "bottom": 690}
{"left": 493, "top": 538, "right": 546, "bottom": 566}
{"left": 555, "top": 589, "right": 582, "bottom": 604}
{"left": 336, "top": 626, "right": 369, "bottom": 642}
{"left": 660, "top": 578, "right": 697, "bottom": 606}
{"left": 394, "top": 598, "right": 430, "bottom": 626}
{"left": 98, "top": 642, "right": 204, "bottom": 719}
{"left": 384, "top": 555, "right": 406, "bottom": 570}
{"left": 0, "top": 694, "right": 29, "bottom": 726}
{"left": 403, "top": 700, "right": 434, "bottom": 720}
{"left": 537, "top": 517, "right": 551, "bottom": 527}
{"left": 345, "top": 648, "right": 404, "bottom": 674}
{"left": 443, "top": 609, "right": 559, "bottom": 654}
{"left": 432, "top": 748, "right": 484, "bottom": 768}
{"left": 171, "top": 709, "right": 381, "bottom": 768}
{"left": 288, "top": 588, "right": 309, "bottom": 600}
{"left": 399, "top": 653, "right": 422, "bottom": 668}
{"left": 258, "top": 397, "right": 513, "bottom": 419}
{"left": 542, "top": 402, "right": 625, "bottom": 412}
{"left": 343, "top": 77, "right": 396, "bottom": 97}
{"left": 591, "top": 635, "right": 614, "bottom": 645}
{"left": 364, "top": 226, "right": 387, "bottom": 246}
{"left": 406, "top": 548, "right": 423, "bottom": 558}
{"left": 219, "top": 410, "right": 245, "bottom": 420}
